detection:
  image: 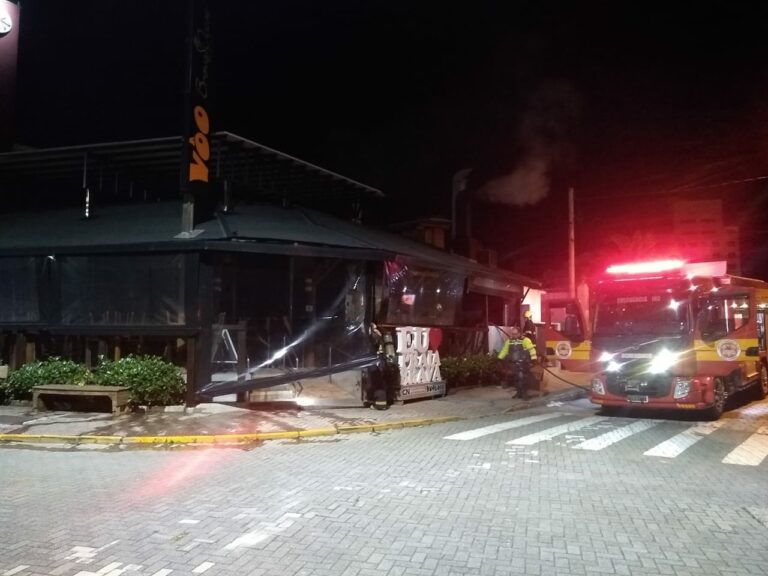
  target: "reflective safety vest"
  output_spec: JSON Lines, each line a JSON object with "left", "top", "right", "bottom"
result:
{"left": 498, "top": 336, "right": 537, "bottom": 362}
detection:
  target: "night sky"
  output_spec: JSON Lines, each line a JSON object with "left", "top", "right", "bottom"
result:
{"left": 9, "top": 1, "right": 768, "bottom": 282}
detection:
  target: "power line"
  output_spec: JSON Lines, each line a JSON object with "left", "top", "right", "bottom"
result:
{"left": 577, "top": 174, "right": 768, "bottom": 201}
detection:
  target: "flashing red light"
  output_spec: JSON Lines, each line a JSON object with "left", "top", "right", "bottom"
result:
{"left": 606, "top": 259, "right": 686, "bottom": 275}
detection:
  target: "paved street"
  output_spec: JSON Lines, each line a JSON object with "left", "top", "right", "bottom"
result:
{"left": 2, "top": 397, "right": 767, "bottom": 576}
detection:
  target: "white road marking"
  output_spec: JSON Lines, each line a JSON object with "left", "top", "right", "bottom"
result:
{"left": 192, "top": 562, "right": 214, "bottom": 574}
{"left": 150, "top": 570, "right": 173, "bottom": 576}
{"left": 179, "top": 519, "right": 199, "bottom": 524}
{"left": 74, "top": 561, "right": 141, "bottom": 576}
{"left": 733, "top": 401, "right": 768, "bottom": 418}
{"left": 224, "top": 531, "right": 270, "bottom": 550}
{"left": 722, "top": 425, "right": 768, "bottom": 466}
{"left": 3, "top": 566, "right": 29, "bottom": 576}
{"left": 443, "top": 413, "right": 564, "bottom": 440}
{"left": 66, "top": 547, "right": 98, "bottom": 564}
{"left": 644, "top": 422, "right": 724, "bottom": 458}
{"left": 443, "top": 406, "right": 768, "bottom": 466}
{"left": 506, "top": 416, "right": 608, "bottom": 446}
{"left": 574, "top": 420, "right": 660, "bottom": 450}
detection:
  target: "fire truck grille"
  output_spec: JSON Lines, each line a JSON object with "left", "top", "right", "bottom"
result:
{"left": 605, "top": 374, "right": 672, "bottom": 397}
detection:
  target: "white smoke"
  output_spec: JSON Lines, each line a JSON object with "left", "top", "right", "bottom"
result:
{"left": 476, "top": 156, "right": 549, "bottom": 206}
{"left": 475, "top": 81, "right": 580, "bottom": 207}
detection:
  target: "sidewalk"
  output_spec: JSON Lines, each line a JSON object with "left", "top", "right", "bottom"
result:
{"left": 0, "top": 368, "right": 592, "bottom": 447}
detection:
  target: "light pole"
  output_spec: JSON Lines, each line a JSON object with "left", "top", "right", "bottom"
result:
{"left": 569, "top": 187, "right": 576, "bottom": 298}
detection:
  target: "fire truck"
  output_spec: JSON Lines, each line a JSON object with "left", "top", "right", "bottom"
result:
{"left": 577, "top": 259, "right": 768, "bottom": 419}
{"left": 540, "top": 297, "right": 591, "bottom": 372}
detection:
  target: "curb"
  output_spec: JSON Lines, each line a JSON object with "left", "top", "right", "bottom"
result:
{"left": 0, "top": 388, "right": 589, "bottom": 448}
{"left": 0, "top": 416, "right": 462, "bottom": 447}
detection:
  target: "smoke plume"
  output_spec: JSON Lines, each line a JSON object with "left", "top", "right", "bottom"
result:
{"left": 475, "top": 81, "right": 580, "bottom": 207}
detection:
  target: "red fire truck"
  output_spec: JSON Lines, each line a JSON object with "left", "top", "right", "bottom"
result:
{"left": 585, "top": 259, "right": 768, "bottom": 419}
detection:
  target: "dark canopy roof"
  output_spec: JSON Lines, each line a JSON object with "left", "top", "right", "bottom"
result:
{"left": 0, "top": 133, "right": 539, "bottom": 292}
{"left": 0, "top": 132, "right": 383, "bottom": 209}
{"left": 0, "top": 201, "right": 540, "bottom": 291}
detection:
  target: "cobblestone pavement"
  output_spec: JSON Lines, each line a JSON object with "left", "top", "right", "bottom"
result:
{"left": 1, "top": 397, "right": 767, "bottom": 576}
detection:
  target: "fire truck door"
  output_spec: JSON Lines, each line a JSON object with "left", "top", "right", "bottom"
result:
{"left": 542, "top": 299, "right": 591, "bottom": 372}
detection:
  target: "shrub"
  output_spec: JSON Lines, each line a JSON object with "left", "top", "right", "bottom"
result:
{"left": 440, "top": 354, "right": 504, "bottom": 388}
{"left": 5, "top": 357, "right": 93, "bottom": 401}
{"left": 94, "top": 355, "right": 185, "bottom": 407}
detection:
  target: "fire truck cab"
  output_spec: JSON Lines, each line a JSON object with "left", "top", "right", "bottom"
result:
{"left": 588, "top": 259, "right": 768, "bottom": 419}
{"left": 540, "top": 298, "right": 591, "bottom": 371}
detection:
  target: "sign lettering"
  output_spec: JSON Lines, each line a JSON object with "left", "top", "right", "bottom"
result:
{"left": 188, "top": 105, "right": 210, "bottom": 183}
{"left": 182, "top": 0, "right": 213, "bottom": 198}
{"left": 395, "top": 326, "right": 442, "bottom": 386}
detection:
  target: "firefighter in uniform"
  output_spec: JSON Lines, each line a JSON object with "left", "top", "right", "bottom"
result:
{"left": 498, "top": 326, "right": 537, "bottom": 400}
{"left": 522, "top": 310, "right": 536, "bottom": 343}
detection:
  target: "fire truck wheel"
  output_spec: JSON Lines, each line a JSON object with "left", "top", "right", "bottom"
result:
{"left": 755, "top": 362, "right": 768, "bottom": 400}
{"left": 706, "top": 378, "right": 727, "bottom": 420}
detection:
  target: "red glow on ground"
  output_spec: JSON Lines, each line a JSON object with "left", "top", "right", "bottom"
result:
{"left": 134, "top": 448, "right": 233, "bottom": 499}
{"left": 606, "top": 259, "right": 685, "bottom": 275}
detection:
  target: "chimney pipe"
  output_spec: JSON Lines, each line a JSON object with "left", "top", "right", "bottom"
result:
{"left": 451, "top": 168, "right": 473, "bottom": 255}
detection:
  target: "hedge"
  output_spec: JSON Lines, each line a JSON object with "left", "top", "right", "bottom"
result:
{"left": 2, "top": 355, "right": 185, "bottom": 407}
{"left": 439, "top": 354, "right": 506, "bottom": 388}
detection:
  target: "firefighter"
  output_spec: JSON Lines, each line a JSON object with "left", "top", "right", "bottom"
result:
{"left": 522, "top": 310, "right": 536, "bottom": 343}
{"left": 498, "top": 326, "right": 537, "bottom": 400}
{"left": 365, "top": 323, "right": 397, "bottom": 410}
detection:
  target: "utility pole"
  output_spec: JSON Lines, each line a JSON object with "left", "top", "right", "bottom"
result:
{"left": 569, "top": 187, "right": 576, "bottom": 298}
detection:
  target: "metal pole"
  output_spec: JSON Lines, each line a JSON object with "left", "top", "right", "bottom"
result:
{"left": 82, "top": 152, "right": 89, "bottom": 219}
{"left": 569, "top": 187, "right": 576, "bottom": 299}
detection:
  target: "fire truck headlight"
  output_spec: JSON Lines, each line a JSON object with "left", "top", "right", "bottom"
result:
{"left": 648, "top": 349, "right": 679, "bottom": 374}
{"left": 605, "top": 360, "right": 622, "bottom": 373}
{"left": 598, "top": 351, "right": 615, "bottom": 362}
{"left": 591, "top": 378, "right": 605, "bottom": 395}
{"left": 673, "top": 379, "right": 692, "bottom": 399}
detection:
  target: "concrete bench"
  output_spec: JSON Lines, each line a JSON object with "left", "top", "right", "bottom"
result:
{"left": 32, "top": 385, "right": 131, "bottom": 414}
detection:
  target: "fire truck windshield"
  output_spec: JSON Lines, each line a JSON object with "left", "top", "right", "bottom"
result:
{"left": 594, "top": 292, "right": 689, "bottom": 336}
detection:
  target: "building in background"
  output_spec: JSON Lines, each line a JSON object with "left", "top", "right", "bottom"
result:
{"left": 0, "top": 134, "right": 541, "bottom": 406}
{"left": 672, "top": 199, "right": 741, "bottom": 275}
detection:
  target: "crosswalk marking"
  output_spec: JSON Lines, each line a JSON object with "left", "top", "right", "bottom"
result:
{"left": 643, "top": 422, "right": 724, "bottom": 458}
{"left": 444, "top": 405, "right": 768, "bottom": 466}
{"left": 574, "top": 419, "right": 660, "bottom": 451}
{"left": 722, "top": 425, "right": 768, "bottom": 466}
{"left": 506, "top": 416, "right": 608, "bottom": 446}
{"left": 731, "top": 402, "right": 768, "bottom": 419}
{"left": 443, "top": 413, "right": 564, "bottom": 440}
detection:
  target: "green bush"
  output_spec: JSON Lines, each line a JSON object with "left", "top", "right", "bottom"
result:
{"left": 5, "top": 357, "right": 93, "bottom": 401}
{"left": 94, "top": 355, "right": 185, "bottom": 407}
{"left": 440, "top": 354, "right": 505, "bottom": 388}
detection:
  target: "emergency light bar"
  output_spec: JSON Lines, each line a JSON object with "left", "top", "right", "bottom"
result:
{"left": 605, "top": 259, "right": 686, "bottom": 275}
